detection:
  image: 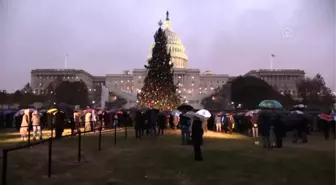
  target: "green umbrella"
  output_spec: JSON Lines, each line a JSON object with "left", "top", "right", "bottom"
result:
{"left": 258, "top": 100, "right": 283, "bottom": 109}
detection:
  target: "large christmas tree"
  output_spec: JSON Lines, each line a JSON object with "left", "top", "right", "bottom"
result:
{"left": 137, "top": 22, "right": 180, "bottom": 110}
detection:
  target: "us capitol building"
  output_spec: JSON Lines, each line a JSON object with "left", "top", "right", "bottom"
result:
{"left": 30, "top": 12, "right": 305, "bottom": 108}
{"left": 31, "top": 12, "right": 230, "bottom": 109}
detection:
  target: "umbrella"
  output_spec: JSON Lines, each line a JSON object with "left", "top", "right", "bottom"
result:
{"left": 195, "top": 109, "right": 211, "bottom": 121}
{"left": 14, "top": 108, "right": 36, "bottom": 117}
{"left": 107, "top": 109, "right": 117, "bottom": 114}
{"left": 294, "top": 104, "right": 307, "bottom": 109}
{"left": 318, "top": 113, "right": 333, "bottom": 122}
{"left": 161, "top": 110, "right": 171, "bottom": 116}
{"left": 2, "top": 109, "right": 17, "bottom": 116}
{"left": 171, "top": 110, "right": 181, "bottom": 116}
{"left": 258, "top": 100, "right": 283, "bottom": 109}
{"left": 47, "top": 108, "right": 58, "bottom": 114}
{"left": 177, "top": 104, "right": 194, "bottom": 111}
{"left": 58, "top": 103, "right": 74, "bottom": 117}
{"left": 290, "top": 110, "right": 304, "bottom": 115}
{"left": 245, "top": 109, "right": 261, "bottom": 117}
{"left": 139, "top": 107, "right": 151, "bottom": 113}
{"left": 39, "top": 109, "right": 48, "bottom": 113}
{"left": 184, "top": 111, "right": 195, "bottom": 118}
{"left": 85, "top": 108, "right": 93, "bottom": 113}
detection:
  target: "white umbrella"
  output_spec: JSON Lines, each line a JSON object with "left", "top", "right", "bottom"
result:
{"left": 294, "top": 104, "right": 307, "bottom": 109}
{"left": 290, "top": 110, "right": 304, "bottom": 114}
{"left": 195, "top": 109, "right": 211, "bottom": 121}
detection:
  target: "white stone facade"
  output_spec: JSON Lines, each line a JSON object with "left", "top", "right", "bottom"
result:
{"left": 244, "top": 69, "right": 305, "bottom": 100}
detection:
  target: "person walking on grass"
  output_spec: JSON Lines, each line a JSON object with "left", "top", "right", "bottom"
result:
{"left": 32, "top": 111, "right": 42, "bottom": 140}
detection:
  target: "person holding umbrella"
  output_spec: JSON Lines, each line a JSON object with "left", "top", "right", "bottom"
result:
{"left": 191, "top": 115, "right": 203, "bottom": 161}
{"left": 20, "top": 109, "right": 30, "bottom": 141}
{"left": 191, "top": 109, "right": 211, "bottom": 161}
{"left": 32, "top": 110, "right": 42, "bottom": 140}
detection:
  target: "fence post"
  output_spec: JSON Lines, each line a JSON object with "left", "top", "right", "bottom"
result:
{"left": 114, "top": 123, "right": 117, "bottom": 145}
{"left": 48, "top": 137, "right": 52, "bottom": 178}
{"left": 2, "top": 149, "right": 8, "bottom": 185}
{"left": 98, "top": 127, "right": 102, "bottom": 151}
{"left": 50, "top": 126, "right": 54, "bottom": 138}
{"left": 77, "top": 131, "right": 81, "bottom": 162}
{"left": 125, "top": 124, "right": 127, "bottom": 140}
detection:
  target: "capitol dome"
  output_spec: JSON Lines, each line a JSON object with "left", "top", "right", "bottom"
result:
{"left": 147, "top": 12, "right": 188, "bottom": 69}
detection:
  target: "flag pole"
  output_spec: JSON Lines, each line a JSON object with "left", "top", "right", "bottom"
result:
{"left": 64, "top": 54, "right": 69, "bottom": 69}
{"left": 270, "top": 54, "right": 274, "bottom": 70}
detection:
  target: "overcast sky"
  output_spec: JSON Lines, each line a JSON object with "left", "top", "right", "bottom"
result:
{"left": 0, "top": 0, "right": 335, "bottom": 92}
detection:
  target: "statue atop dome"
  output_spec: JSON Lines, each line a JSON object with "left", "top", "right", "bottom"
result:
{"left": 158, "top": 20, "right": 163, "bottom": 27}
{"left": 166, "top": 11, "right": 169, "bottom": 21}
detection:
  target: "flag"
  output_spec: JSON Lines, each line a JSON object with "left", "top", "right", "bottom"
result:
{"left": 271, "top": 54, "right": 275, "bottom": 57}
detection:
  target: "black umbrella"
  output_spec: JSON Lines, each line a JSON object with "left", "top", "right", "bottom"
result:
{"left": 139, "top": 107, "right": 151, "bottom": 113}
{"left": 177, "top": 104, "right": 194, "bottom": 111}
{"left": 57, "top": 103, "right": 74, "bottom": 118}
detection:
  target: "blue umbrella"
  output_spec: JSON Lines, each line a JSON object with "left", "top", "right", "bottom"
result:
{"left": 171, "top": 110, "right": 181, "bottom": 116}
{"left": 14, "top": 108, "right": 36, "bottom": 117}
{"left": 258, "top": 100, "right": 283, "bottom": 109}
{"left": 2, "top": 109, "right": 17, "bottom": 115}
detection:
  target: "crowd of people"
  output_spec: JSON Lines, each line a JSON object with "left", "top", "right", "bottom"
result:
{"left": 2, "top": 104, "right": 336, "bottom": 162}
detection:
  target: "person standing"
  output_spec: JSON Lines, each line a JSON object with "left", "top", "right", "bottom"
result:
{"left": 73, "top": 111, "right": 81, "bottom": 134}
{"left": 150, "top": 110, "right": 158, "bottom": 136}
{"left": 227, "top": 114, "right": 234, "bottom": 134}
{"left": 180, "top": 113, "right": 191, "bottom": 145}
{"left": 173, "top": 115, "right": 179, "bottom": 129}
{"left": 32, "top": 111, "right": 42, "bottom": 140}
{"left": 251, "top": 114, "right": 259, "bottom": 138}
{"left": 55, "top": 111, "right": 65, "bottom": 138}
{"left": 135, "top": 111, "right": 143, "bottom": 138}
{"left": 258, "top": 110, "right": 271, "bottom": 148}
{"left": 92, "top": 110, "right": 97, "bottom": 132}
{"left": 157, "top": 113, "right": 166, "bottom": 136}
{"left": 85, "top": 112, "right": 92, "bottom": 132}
{"left": 273, "top": 113, "right": 284, "bottom": 148}
{"left": 20, "top": 113, "right": 30, "bottom": 141}
{"left": 215, "top": 112, "right": 222, "bottom": 133}
{"left": 192, "top": 116, "right": 204, "bottom": 161}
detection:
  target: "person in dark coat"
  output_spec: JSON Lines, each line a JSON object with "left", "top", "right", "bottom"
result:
{"left": 180, "top": 113, "right": 191, "bottom": 145}
{"left": 258, "top": 110, "right": 271, "bottom": 148}
{"left": 191, "top": 116, "right": 204, "bottom": 161}
{"left": 55, "top": 111, "right": 65, "bottom": 138}
{"left": 103, "top": 111, "right": 110, "bottom": 129}
{"left": 135, "top": 111, "right": 143, "bottom": 139}
{"left": 320, "top": 118, "right": 329, "bottom": 140}
{"left": 157, "top": 113, "right": 166, "bottom": 136}
{"left": 273, "top": 113, "right": 284, "bottom": 148}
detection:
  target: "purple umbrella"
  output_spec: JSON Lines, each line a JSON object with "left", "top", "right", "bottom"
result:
{"left": 14, "top": 108, "right": 36, "bottom": 117}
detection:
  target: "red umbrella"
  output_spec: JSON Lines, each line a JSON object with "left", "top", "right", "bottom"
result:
{"left": 85, "top": 108, "right": 93, "bottom": 113}
{"left": 318, "top": 113, "right": 333, "bottom": 122}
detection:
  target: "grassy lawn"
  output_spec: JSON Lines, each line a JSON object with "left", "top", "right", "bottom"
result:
{"left": 0, "top": 129, "right": 335, "bottom": 185}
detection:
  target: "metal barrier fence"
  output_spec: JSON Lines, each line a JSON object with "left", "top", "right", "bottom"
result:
{"left": 1, "top": 123, "right": 129, "bottom": 185}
